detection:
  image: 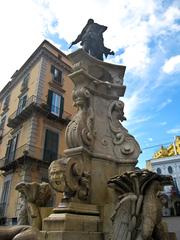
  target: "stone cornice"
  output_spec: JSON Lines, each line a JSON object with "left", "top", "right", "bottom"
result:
{"left": 149, "top": 155, "right": 180, "bottom": 165}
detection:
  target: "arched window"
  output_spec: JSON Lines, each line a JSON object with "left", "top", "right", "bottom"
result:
{"left": 157, "top": 168, "right": 161, "bottom": 175}
{"left": 168, "top": 166, "right": 173, "bottom": 174}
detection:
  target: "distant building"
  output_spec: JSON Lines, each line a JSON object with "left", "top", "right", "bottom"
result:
{"left": 153, "top": 136, "right": 180, "bottom": 159}
{"left": 146, "top": 152, "right": 180, "bottom": 216}
{"left": 0, "top": 40, "right": 76, "bottom": 225}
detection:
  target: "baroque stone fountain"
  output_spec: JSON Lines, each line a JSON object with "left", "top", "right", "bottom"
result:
{"left": 0, "top": 20, "right": 174, "bottom": 240}
{"left": 42, "top": 49, "right": 172, "bottom": 240}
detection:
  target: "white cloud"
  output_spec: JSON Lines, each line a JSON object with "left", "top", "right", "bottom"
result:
{"left": 167, "top": 127, "right": 180, "bottom": 134}
{"left": 0, "top": 0, "right": 179, "bottom": 93}
{"left": 159, "top": 121, "right": 167, "bottom": 126}
{"left": 0, "top": 0, "right": 45, "bottom": 90}
{"left": 157, "top": 98, "right": 172, "bottom": 111}
{"left": 162, "top": 55, "right": 180, "bottom": 74}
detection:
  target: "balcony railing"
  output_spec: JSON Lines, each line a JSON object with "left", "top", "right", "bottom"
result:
{"left": 7, "top": 95, "right": 48, "bottom": 128}
{"left": 7, "top": 95, "right": 72, "bottom": 128}
{"left": 0, "top": 202, "right": 6, "bottom": 217}
{"left": 0, "top": 144, "right": 61, "bottom": 171}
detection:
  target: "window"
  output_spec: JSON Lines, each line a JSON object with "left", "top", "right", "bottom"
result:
{"left": 2, "top": 95, "right": 10, "bottom": 111}
{"left": 51, "top": 65, "right": 62, "bottom": 84}
{"left": 157, "top": 168, "right": 161, "bottom": 175}
{"left": 43, "top": 129, "right": 59, "bottom": 162}
{"left": 168, "top": 166, "right": 173, "bottom": 174}
{"left": 21, "top": 73, "right": 29, "bottom": 91}
{"left": 0, "top": 180, "right": 10, "bottom": 216}
{"left": 0, "top": 115, "right": 6, "bottom": 141}
{"left": 5, "top": 135, "right": 19, "bottom": 164}
{"left": 47, "top": 90, "right": 64, "bottom": 118}
{"left": 17, "top": 94, "right": 27, "bottom": 115}
{"left": 0, "top": 115, "right": 6, "bottom": 130}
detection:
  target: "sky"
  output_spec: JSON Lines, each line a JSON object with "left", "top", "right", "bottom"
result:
{"left": 0, "top": 0, "right": 180, "bottom": 168}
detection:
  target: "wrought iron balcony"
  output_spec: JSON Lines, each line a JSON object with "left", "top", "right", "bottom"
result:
{"left": 0, "top": 144, "right": 61, "bottom": 171}
{"left": 7, "top": 95, "right": 49, "bottom": 128}
{"left": 7, "top": 95, "right": 72, "bottom": 128}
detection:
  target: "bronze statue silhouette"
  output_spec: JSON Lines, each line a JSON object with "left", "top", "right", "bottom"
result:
{"left": 69, "top": 19, "right": 114, "bottom": 61}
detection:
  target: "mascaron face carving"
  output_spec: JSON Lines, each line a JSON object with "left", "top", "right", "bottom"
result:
{"left": 48, "top": 157, "right": 90, "bottom": 201}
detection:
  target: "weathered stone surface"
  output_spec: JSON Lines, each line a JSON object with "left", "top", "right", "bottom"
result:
{"left": 108, "top": 169, "right": 173, "bottom": 240}
{"left": 42, "top": 49, "right": 141, "bottom": 239}
{"left": 0, "top": 226, "right": 41, "bottom": 240}
{"left": 42, "top": 231, "right": 103, "bottom": 240}
{"left": 15, "top": 182, "right": 52, "bottom": 230}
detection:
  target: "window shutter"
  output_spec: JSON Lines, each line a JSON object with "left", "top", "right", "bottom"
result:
{"left": 58, "top": 70, "right": 62, "bottom": 83}
{"left": 50, "top": 65, "right": 55, "bottom": 74}
{"left": 1, "top": 180, "right": 10, "bottom": 203}
{"left": 43, "top": 129, "right": 59, "bottom": 162}
{"left": 5, "top": 139, "right": 12, "bottom": 161}
{"left": 5, "top": 135, "right": 19, "bottom": 163}
{"left": 47, "top": 90, "right": 53, "bottom": 112}
{"left": 59, "top": 96, "right": 64, "bottom": 118}
{"left": 21, "top": 95, "right": 27, "bottom": 109}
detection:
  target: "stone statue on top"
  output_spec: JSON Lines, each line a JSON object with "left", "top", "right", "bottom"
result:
{"left": 69, "top": 19, "right": 114, "bottom": 61}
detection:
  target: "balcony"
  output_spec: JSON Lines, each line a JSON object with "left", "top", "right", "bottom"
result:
{"left": 7, "top": 95, "right": 72, "bottom": 128}
{"left": 0, "top": 144, "right": 61, "bottom": 171}
{"left": 7, "top": 95, "right": 49, "bottom": 128}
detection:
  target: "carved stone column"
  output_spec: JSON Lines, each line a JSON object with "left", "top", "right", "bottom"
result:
{"left": 65, "top": 49, "right": 141, "bottom": 204}
{"left": 42, "top": 49, "right": 141, "bottom": 240}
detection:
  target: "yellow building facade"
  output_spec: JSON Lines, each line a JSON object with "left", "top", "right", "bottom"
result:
{"left": 0, "top": 40, "right": 76, "bottom": 224}
{"left": 153, "top": 136, "right": 180, "bottom": 159}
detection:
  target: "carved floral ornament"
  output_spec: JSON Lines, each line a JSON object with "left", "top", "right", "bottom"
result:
{"left": 48, "top": 157, "right": 90, "bottom": 201}
{"left": 108, "top": 170, "right": 172, "bottom": 240}
{"left": 108, "top": 100, "right": 141, "bottom": 158}
{"left": 65, "top": 87, "right": 95, "bottom": 149}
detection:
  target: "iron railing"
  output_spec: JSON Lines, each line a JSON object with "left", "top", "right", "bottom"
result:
{"left": 0, "top": 144, "right": 62, "bottom": 169}
{"left": 8, "top": 95, "right": 48, "bottom": 121}
{"left": 7, "top": 95, "right": 72, "bottom": 128}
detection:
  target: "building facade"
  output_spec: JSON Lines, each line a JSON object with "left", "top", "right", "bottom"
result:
{"left": 0, "top": 40, "right": 76, "bottom": 224}
{"left": 146, "top": 155, "right": 180, "bottom": 216}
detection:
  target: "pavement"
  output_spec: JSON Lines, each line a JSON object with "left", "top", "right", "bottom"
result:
{"left": 163, "top": 217, "right": 180, "bottom": 240}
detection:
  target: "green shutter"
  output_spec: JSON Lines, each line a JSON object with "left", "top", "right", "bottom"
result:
{"left": 59, "top": 95, "right": 64, "bottom": 118}
{"left": 58, "top": 70, "right": 62, "bottom": 83}
{"left": 43, "top": 129, "right": 59, "bottom": 162}
{"left": 5, "top": 139, "right": 12, "bottom": 162}
{"left": 47, "top": 90, "right": 53, "bottom": 112}
{"left": 1, "top": 180, "right": 10, "bottom": 205}
{"left": 50, "top": 65, "right": 55, "bottom": 74}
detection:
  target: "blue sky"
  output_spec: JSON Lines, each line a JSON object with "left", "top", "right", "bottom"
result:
{"left": 0, "top": 0, "right": 180, "bottom": 168}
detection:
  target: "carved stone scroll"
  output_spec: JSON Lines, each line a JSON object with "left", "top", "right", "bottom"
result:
{"left": 65, "top": 87, "right": 95, "bottom": 149}
{"left": 108, "top": 100, "right": 141, "bottom": 160}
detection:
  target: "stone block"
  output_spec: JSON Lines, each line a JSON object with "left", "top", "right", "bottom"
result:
{"left": 43, "top": 231, "right": 103, "bottom": 240}
{"left": 43, "top": 213, "right": 100, "bottom": 232}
